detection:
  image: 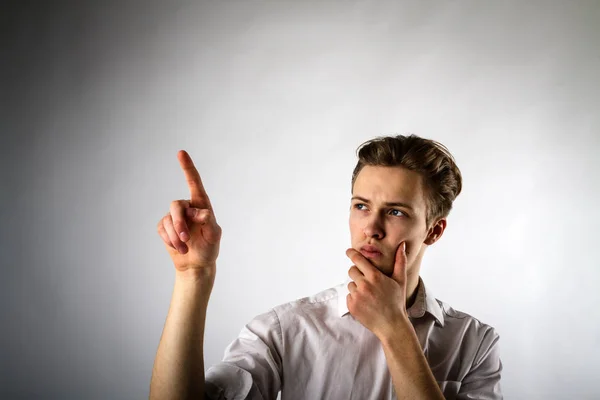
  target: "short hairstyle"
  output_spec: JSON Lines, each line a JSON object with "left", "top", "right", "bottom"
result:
{"left": 351, "top": 134, "right": 462, "bottom": 227}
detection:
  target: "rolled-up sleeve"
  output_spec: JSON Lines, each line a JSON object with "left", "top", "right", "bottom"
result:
{"left": 457, "top": 327, "right": 503, "bottom": 400}
{"left": 205, "top": 309, "right": 283, "bottom": 400}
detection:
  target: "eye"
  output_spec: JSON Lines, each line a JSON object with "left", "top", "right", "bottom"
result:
{"left": 389, "top": 209, "right": 405, "bottom": 217}
{"left": 354, "top": 203, "right": 367, "bottom": 211}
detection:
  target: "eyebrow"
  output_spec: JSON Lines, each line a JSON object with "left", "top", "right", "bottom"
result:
{"left": 351, "top": 196, "right": 415, "bottom": 211}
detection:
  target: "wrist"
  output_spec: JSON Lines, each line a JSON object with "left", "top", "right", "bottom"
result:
{"left": 173, "top": 267, "right": 216, "bottom": 308}
{"left": 175, "top": 266, "right": 216, "bottom": 288}
{"left": 378, "top": 317, "right": 415, "bottom": 347}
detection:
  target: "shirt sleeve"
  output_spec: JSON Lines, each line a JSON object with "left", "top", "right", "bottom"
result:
{"left": 457, "top": 326, "right": 503, "bottom": 400}
{"left": 205, "top": 309, "right": 284, "bottom": 400}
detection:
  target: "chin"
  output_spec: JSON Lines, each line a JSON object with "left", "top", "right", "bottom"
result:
{"left": 371, "top": 260, "right": 394, "bottom": 276}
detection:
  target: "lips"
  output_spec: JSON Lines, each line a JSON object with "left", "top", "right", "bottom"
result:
{"left": 361, "top": 245, "right": 381, "bottom": 253}
{"left": 359, "top": 245, "right": 382, "bottom": 258}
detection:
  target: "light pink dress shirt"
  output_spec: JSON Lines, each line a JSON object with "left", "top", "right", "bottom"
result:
{"left": 205, "top": 277, "right": 502, "bottom": 399}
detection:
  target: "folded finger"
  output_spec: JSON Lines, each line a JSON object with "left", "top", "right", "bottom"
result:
{"left": 348, "top": 265, "right": 365, "bottom": 283}
{"left": 170, "top": 200, "right": 190, "bottom": 242}
{"left": 163, "top": 214, "right": 188, "bottom": 254}
{"left": 157, "top": 219, "right": 176, "bottom": 249}
{"left": 346, "top": 248, "right": 377, "bottom": 280}
{"left": 348, "top": 281, "right": 358, "bottom": 293}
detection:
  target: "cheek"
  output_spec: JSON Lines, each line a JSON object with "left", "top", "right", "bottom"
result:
{"left": 388, "top": 224, "right": 413, "bottom": 243}
{"left": 395, "top": 221, "right": 425, "bottom": 240}
{"left": 389, "top": 228, "right": 421, "bottom": 259}
{"left": 348, "top": 215, "right": 361, "bottom": 236}
{"left": 405, "top": 240, "right": 426, "bottom": 263}
{"left": 349, "top": 225, "right": 360, "bottom": 243}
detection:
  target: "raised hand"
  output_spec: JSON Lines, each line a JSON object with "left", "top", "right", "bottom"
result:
{"left": 346, "top": 242, "right": 410, "bottom": 340}
{"left": 156, "top": 150, "right": 222, "bottom": 273}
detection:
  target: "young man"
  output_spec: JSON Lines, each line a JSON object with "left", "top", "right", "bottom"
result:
{"left": 149, "top": 135, "right": 503, "bottom": 400}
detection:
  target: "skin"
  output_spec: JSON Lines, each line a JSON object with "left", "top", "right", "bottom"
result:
{"left": 347, "top": 165, "right": 448, "bottom": 399}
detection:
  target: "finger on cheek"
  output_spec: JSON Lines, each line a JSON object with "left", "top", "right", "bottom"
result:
{"left": 398, "top": 242, "right": 407, "bottom": 261}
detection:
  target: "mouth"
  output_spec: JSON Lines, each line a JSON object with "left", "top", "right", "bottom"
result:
{"left": 359, "top": 245, "right": 383, "bottom": 259}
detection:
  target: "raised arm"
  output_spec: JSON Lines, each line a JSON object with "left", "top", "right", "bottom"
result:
{"left": 149, "top": 150, "right": 222, "bottom": 400}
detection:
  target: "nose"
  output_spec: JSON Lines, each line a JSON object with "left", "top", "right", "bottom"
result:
{"left": 364, "top": 214, "right": 385, "bottom": 240}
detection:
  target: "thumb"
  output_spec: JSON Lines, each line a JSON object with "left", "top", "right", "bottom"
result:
{"left": 185, "top": 207, "right": 222, "bottom": 244}
{"left": 185, "top": 207, "right": 212, "bottom": 224}
{"left": 392, "top": 242, "right": 408, "bottom": 284}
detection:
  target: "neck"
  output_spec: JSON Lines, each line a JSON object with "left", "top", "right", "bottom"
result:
{"left": 405, "top": 275, "right": 420, "bottom": 309}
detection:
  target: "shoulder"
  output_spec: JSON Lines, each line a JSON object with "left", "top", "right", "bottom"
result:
{"left": 439, "top": 299, "right": 499, "bottom": 335}
{"left": 270, "top": 284, "right": 343, "bottom": 322}
{"left": 436, "top": 298, "right": 501, "bottom": 358}
{"left": 241, "top": 284, "right": 343, "bottom": 333}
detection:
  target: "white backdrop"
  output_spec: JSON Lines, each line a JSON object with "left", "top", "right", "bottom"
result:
{"left": 2, "top": 1, "right": 599, "bottom": 399}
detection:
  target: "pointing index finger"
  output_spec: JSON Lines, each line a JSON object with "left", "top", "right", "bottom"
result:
{"left": 177, "top": 150, "right": 211, "bottom": 209}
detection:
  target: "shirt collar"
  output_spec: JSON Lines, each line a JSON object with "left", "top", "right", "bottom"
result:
{"left": 336, "top": 276, "right": 445, "bottom": 327}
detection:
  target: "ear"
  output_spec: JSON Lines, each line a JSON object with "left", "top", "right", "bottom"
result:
{"left": 424, "top": 218, "right": 446, "bottom": 245}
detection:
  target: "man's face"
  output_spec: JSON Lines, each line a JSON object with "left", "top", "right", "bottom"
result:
{"left": 349, "top": 165, "right": 434, "bottom": 276}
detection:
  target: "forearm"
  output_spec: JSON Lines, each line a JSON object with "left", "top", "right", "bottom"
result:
{"left": 149, "top": 268, "right": 216, "bottom": 400}
{"left": 380, "top": 320, "right": 445, "bottom": 400}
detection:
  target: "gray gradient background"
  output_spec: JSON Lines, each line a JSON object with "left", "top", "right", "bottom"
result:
{"left": 2, "top": 1, "right": 599, "bottom": 399}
